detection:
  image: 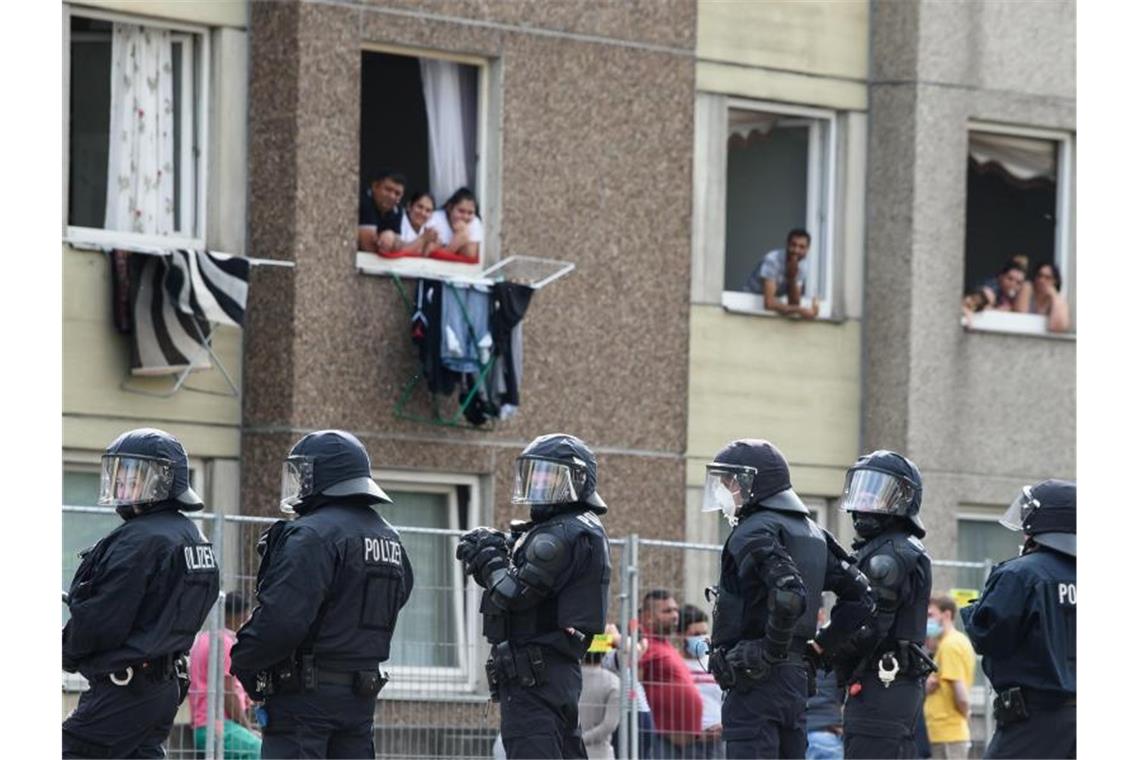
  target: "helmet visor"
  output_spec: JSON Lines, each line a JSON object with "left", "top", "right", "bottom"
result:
{"left": 841, "top": 469, "right": 913, "bottom": 515}
{"left": 1000, "top": 485, "right": 1038, "bottom": 532}
{"left": 511, "top": 457, "right": 583, "bottom": 505}
{"left": 280, "top": 456, "right": 315, "bottom": 514}
{"left": 701, "top": 465, "right": 755, "bottom": 520}
{"left": 99, "top": 455, "right": 174, "bottom": 507}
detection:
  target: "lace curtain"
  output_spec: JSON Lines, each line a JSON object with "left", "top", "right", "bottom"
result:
{"left": 104, "top": 24, "right": 175, "bottom": 235}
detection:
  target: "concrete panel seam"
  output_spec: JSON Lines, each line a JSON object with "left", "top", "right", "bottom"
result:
{"left": 65, "top": 412, "right": 240, "bottom": 431}
{"left": 303, "top": 0, "right": 695, "bottom": 56}
{"left": 696, "top": 55, "right": 867, "bottom": 86}
{"left": 870, "top": 78, "right": 1075, "bottom": 105}
{"left": 243, "top": 425, "right": 685, "bottom": 460}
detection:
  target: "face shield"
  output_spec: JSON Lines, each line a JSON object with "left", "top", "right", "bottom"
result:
{"left": 280, "top": 456, "right": 315, "bottom": 514}
{"left": 1000, "top": 485, "right": 1039, "bottom": 532}
{"left": 98, "top": 455, "right": 174, "bottom": 507}
{"left": 841, "top": 468, "right": 914, "bottom": 515}
{"left": 702, "top": 464, "right": 755, "bottom": 522}
{"left": 512, "top": 457, "right": 586, "bottom": 505}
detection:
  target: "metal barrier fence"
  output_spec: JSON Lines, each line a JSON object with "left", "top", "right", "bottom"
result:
{"left": 63, "top": 507, "right": 995, "bottom": 759}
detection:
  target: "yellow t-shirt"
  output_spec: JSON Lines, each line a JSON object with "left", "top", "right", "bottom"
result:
{"left": 924, "top": 627, "right": 976, "bottom": 743}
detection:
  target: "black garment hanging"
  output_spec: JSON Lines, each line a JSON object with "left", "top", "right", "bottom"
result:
{"left": 413, "top": 279, "right": 461, "bottom": 396}
{"left": 490, "top": 282, "right": 534, "bottom": 408}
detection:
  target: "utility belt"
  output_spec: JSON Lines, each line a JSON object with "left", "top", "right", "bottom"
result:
{"left": 485, "top": 641, "right": 549, "bottom": 702}
{"left": 993, "top": 686, "right": 1076, "bottom": 726}
{"left": 852, "top": 641, "right": 936, "bottom": 683}
{"left": 708, "top": 637, "right": 810, "bottom": 692}
{"left": 255, "top": 652, "right": 389, "bottom": 699}
{"left": 102, "top": 652, "right": 190, "bottom": 702}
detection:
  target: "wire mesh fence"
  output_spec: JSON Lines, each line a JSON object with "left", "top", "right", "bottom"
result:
{"left": 62, "top": 507, "right": 997, "bottom": 759}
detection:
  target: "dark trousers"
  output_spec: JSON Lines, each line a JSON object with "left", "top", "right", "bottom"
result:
{"left": 62, "top": 678, "right": 180, "bottom": 759}
{"left": 500, "top": 656, "right": 587, "bottom": 759}
{"left": 260, "top": 683, "right": 376, "bottom": 759}
{"left": 842, "top": 674, "right": 924, "bottom": 759}
{"left": 721, "top": 661, "right": 809, "bottom": 760}
{"left": 985, "top": 703, "right": 1076, "bottom": 759}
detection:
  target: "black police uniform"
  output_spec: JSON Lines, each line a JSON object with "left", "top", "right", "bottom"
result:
{"left": 827, "top": 450, "right": 934, "bottom": 760}
{"left": 230, "top": 430, "right": 414, "bottom": 759}
{"left": 961, "top": 480, "right": 1076, "bottom": 760}
{"left": 704, "top": 440, "right": 874, "bottom": 760}
{"left": 460, "top": 434, "right": 611, "bottom": 760}
{"left": 711, "top": 506, "right": 873, "bottom": 759}
{"left": 62, "top": 429, "right": 219, "bottom": 759}
{"left": 838, "top": 528, "right": 933, "bottom": 759}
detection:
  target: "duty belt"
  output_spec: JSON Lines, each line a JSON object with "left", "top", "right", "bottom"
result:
{"left": 104, "top": 652, "right": 184, "bottom": 687}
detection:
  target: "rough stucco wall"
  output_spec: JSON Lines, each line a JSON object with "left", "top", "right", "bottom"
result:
{"left": 242, "top": 0, "right": 695, "bottom": 532}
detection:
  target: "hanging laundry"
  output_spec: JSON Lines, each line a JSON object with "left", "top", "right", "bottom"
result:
{"left": 440, "top": 282, "right": 493, "bottom": 374}
{"left": 413, "top": 279, "right": 461, "bottom": 396}
{"left": 490, "top": 281, "right": 534, "bottom": 415}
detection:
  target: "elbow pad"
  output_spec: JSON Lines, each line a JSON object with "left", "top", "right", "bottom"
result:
{"left": 764, "top": 574, "right": 806, "bottom": 658}
{"left": 866, "top": 554, "right": 902, "bottom": 611}
{"left": 487, "top": 532, "right": 568, "bottom": 611}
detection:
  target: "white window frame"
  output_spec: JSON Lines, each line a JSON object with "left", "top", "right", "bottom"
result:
{"left": 62, "top": 452, "right": 207, "bottom": 692}
{"left": 964, "top": 121, "right": 1076, "bottom": 336}
{"left": 355, "top": 45, "right": 496, "bottom": 282}
{"left": 63, "top": 4, "right": 210, "bottom": 251}
{"left": 373, "top": 469, "right": 483, "bottom": 697}
{"left": 719, "top": 98, "right": 839, "bottom": 319}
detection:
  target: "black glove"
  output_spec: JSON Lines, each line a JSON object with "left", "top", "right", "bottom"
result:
{"left": 457, "top": 528, "right": 509, "bottom": 582}
{"left": 726, "top": 639, "right": 781, "bottom": 683}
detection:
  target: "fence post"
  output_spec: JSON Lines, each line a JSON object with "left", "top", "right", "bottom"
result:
{"left": 628, "top": 534, "right": 640, "bottom": 760}
{"left": 205, "top": 506, "right": 227, "bottom": 759}
{"left": 617, "top": 538, "right": 631, "bottom": 760}
{"left": 982, "top": 558, "right": 994, "bottom": 746}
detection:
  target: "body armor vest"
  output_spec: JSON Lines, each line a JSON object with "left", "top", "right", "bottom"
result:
{"left": 853, "top": 530, "right": 931, "bottom": 644}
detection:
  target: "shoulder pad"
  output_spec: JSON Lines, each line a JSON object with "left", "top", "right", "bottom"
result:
{"left": 524, "top": 530, "right": 571, "bottom": 570}
{"left": 866, "top": 553, "right": 902, "bottom": 587}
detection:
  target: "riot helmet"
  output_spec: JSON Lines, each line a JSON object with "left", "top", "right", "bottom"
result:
{"left": 99, "top": 428, "right": 203, "bottom": 519}
{"left": 280, "top": 430, "right": 392, "bottom": 514}
{"left": 841, "top": 450, "right": 925, "bottom": 538}
{"left": 1000, "top": 479, "right": 1075, "bottom": 557}
{"left": 702, "top": 439, "right": 808, "bottom": 523}
{"left": 512, "top": 433, "right": 607, "bottom": 516}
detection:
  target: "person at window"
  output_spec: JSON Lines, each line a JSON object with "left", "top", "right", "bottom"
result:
{"left": 744, "top": 228, "right": 821, "bottom": 319}
{"left": 189, "top": 592, "right": 262, "bottom": 759}
{"left": 1018, "top": 262, "right": 1071, "bottom": 332}
{"left": 357, "top": 169, "right": 407, "bottom": 254}
{"left": 970, "top": 258, "right": 1027, "bottom": 312}
{"left": 427, "top": 187, "right": 484, "bottom": 262}
{"left": 395, "top": 190, "right": 440, "bottom": 255}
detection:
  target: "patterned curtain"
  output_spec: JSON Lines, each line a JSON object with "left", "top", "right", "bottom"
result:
{"left": 104, "top": 24, "right": 175, "bottom": 235}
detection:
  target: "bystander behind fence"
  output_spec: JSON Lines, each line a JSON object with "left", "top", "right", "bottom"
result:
{"left": 62, "top": 506, "right": 995, "bottom": 759}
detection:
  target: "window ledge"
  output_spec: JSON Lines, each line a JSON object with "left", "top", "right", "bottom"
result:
{"left": 960, "top": 311, "right": 1076, "bottom": 341}
{"left": 720, "top": 291, "right": 845, "bottom": 324}
{"left": 65, "top": 231, "right": 207, "bottom": 254}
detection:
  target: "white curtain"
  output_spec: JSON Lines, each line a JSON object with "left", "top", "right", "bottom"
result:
{"left": 104, "top": 24, "right": 175, "bottom": 235}
{"left": 969, "top": 132, "right": 1057, "bottom": 181}
{"left": 420, "top": 59, "right": 470, "bottom": 204}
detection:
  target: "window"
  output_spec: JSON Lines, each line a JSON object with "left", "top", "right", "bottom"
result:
{"left": 355, "top": 49, "right": 492, "bottom": 278}
{"left": 65, "top": 9, "right": 208, "bottom": 248}
{"left": 956, "top": 513, "right": 1022, "bottom": 592}
{"left": 963, "top": 124, "right": 1075, "bottom": 334}
{"left": 719, "top": 101, "right": 837, "bottom": 317}
{"left": 374, "top": 471, "right": 482, "bottom": 693}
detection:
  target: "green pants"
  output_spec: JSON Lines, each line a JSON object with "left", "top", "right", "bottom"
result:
{"left": 193, "top": 720, "right": 263, "bottom": 760}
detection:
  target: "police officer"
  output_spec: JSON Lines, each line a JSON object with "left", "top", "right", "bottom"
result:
{"left": 62, "top": 428, "right": 220, "bottom": 758}
{"left": 456, "top": 433, "right": 611, "bottom": 759}
{"left": 960, "top": 480, "right": 1075, "bottom": 759}
{"left": 230, "top": 430, "right": 414, "bottom": 759}
{"left": 819, "top": 450, "right": 934, "bottom": 759}
{"left": 703, "top": 439, "right": 874, "bottom": 759}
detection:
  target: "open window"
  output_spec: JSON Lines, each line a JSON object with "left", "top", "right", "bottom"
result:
{"left": 65, "top": 9, "right": 208, "bottom": 249}
{"left": 356, "top": 49, "right": 493, "bottom": 279}
{"left": 720, "top": 101, "right": 837, "bottom": 318}
{"left": 962, "top": 125, "right": 1075, "bottom": 335}
{"left": 374, "top": 471, "right": 483, "bottom": 694}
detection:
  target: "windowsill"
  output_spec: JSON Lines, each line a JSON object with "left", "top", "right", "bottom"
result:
{"left": 720, "top": 291, "right": 844, "bottom": 324}
{"left": 65, "top": 229, "right": 207, "bottom": 254}
{"left": 356, "top": 251, "right": 491, "bottom": 283}
{"left": 960, "top": 310, "right": 1076, "bottom": 341}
